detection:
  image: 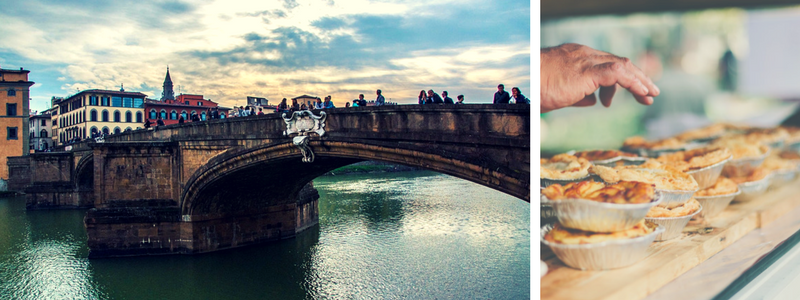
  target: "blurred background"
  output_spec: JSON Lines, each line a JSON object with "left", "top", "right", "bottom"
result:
{"left": 541, "top": 2, "right": 800, "bottom": 156}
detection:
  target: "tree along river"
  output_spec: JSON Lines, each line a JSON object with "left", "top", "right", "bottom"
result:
{"left": 0, "top": 170, "right": 530, "bottom": 299}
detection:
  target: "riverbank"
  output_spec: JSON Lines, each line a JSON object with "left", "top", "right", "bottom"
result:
{"left": 325, "top": 161, "right": 421, "bottom": 175}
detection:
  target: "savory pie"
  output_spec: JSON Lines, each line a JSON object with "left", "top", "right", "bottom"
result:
{"left": 541, "top": 154, "right": 591, "bottom": 180}
{"left": 623, "top": 136, "right": 685, "bottom": 149}
{"left": 544, "top": 220, "right": 655, "bottom": 244}
{"left": 762, "top": 153, "right": 798, "bottom": 172}
{"left": 744, "top": 127, "right": 789, "bottom": 146}
{"left": 675, "top": 124, "right": 726, "bottom": 141}
{"left": 572, "top": 150, "right": 638, "bottom": 161}
{"left": 782, "top": 126, "right": 800, "bottom": 143}
{"left": 646, "top": 198, "right": 701, "bottom": 218}
{"left": 592, "top": 162, "right": 699, "bottom": 191}
{"left": 711, "top": 137, "right": 769, "bottom": 159}
{"left": 695, "top": 177, "right": 739, "bottom": 197}
{"left": 655, "top": 147, "right": 732, "bottom": 172}
{"left": 728, "top": 167, "right": 770, "bottom": 184}
{"left": 541, "top": 180, "right": 655, "bottom": 204}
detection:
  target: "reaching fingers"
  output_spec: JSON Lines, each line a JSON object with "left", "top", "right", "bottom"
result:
{"left": 599, "top": 85, "right": 616, "bottom": 107}
{"left": 573, "top": 94, "right": 597, "bottom": 107}
{"left": 590, "top": 61, "right": 650, "bottom": 98}
{"left": 633, "top": 95, "right": 654, "bottom": 106}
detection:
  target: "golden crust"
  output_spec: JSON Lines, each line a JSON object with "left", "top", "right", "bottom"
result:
{"left": 596, "top": 161, "right": 699, "bottom": 191}
{"left": 572, "top": 150, "right": 638, "bottom": 161}
{"left": 711, "top": 137, "right": 769, "bottom": 159}
{"left": 646, "top": 198, "right": 700, "bottom": 218}
{"left": 695, "top": 177, "right": 739, "bottom": 197}
{"left": 541, "top": 181, "right": 655, "bottom": 204}
{"left": 745, "top": 128, "right": 789, "bottom": 145}
{"left": 544, "top": 221, "right": 654, "bottom": 244}
{"left": 729, "top": 167, "right": 770, "bottom": 184}
{"left": 779, "top": 151, "right": 800, "bottom": 160}
{"left": 590, "top": 165, "right": 620, "bottom": 183}
{"left": 655, "top": 147, "right": 731, "bottom": 172}
{"left": 782, "top": 126, "right": 800, "bottom": 143}
{"left": 763, "top": 153, "right": 799, "bottom": 172}
{"left": 623, "top": 136, "right": 685, "bottom": 149}
{"left": 541, "top": 154, "right": 591, "bottom": 180}
{"left": 675, "top": 124, "right": 726, "bottom": 141}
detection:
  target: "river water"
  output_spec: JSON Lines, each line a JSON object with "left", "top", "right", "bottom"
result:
{"left": 0, "top": 171, "right": 530, "bottom": 299}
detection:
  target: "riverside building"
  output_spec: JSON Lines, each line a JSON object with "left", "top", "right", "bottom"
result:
{"left": 0, "top": 67, "right": 34, "bottom": 188}
{"left": 52, "top": 88, "right": 147, "bottom": 144}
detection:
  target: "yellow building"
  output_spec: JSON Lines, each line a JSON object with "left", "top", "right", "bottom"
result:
{"left": 52, "top": 89, "right": 146, "bottom": 144}
{"left": 0, "top": 67, "right": 34, "bottom": 185}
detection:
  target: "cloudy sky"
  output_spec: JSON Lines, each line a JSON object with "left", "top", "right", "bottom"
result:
{"left": 0, "top": 0, "right": 530, "bottom": 112}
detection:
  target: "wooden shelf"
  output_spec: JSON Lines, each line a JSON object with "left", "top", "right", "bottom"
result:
{"left": 541, "top": 179, "right": 800, "bottom": 300}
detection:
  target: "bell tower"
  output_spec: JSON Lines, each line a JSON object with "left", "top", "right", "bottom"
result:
{"left": 161, "top": 67, "right": 175, "bottom": 101}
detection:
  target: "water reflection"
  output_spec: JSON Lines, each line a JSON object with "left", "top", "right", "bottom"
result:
{"left": 0, "top": 170, "right": 529, "bottom": 300}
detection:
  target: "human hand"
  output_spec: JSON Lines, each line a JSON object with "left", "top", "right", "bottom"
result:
{"left": 540, "top": 43, "right": 660, "bottom": 113}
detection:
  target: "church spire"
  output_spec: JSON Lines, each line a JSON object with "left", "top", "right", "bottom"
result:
{"left": 161, "top": 66, "right": 175, "bottom": 101}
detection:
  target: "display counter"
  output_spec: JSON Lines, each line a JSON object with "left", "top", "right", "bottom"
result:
{"left": 541, "top": 178, "right": 800, "bottom": 300}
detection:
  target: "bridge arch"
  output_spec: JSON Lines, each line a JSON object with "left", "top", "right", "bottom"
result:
{"left": 181, "top": 139, "right": 528, "bottom": 217}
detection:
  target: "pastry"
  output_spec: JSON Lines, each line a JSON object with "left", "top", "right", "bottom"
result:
{"left": 655, "top": 147, "right": 731, "bottom": 172}
{"left": 695, "top": 177, "right": 739, "bottom": 197}
{"left": 623, "top": 136, "right": 685, "bottom": 149}
{"left": 674, "top": 124, "right": 726, "bottom": 142}
{"left": 646, "top": 198, "right": 701, "bottom": 218}
{"left": 544, "top": 221, "right": 654, "bottom": 244}
{"left": 744, "top": 127, "right": 789, "bottom": 146}
{"left": 541, "top": 180, "right": 655, "bottom": 204}
{"left": 572, "top": 150, "right": 638, "bottom": 161}
{"left": 711, "top": 137, "right": 769, "bottom": 159}
{"left": 728, "top": 167, "right": 770, "bottom": 184}
{"left": 763, "top": 153, "right": 799, "bottom": 172}
{"left": 540, "top": 154, "right": 591, "bottom": 180}
{"left": 592, "top": 161, "right": 699, "bottom": 191}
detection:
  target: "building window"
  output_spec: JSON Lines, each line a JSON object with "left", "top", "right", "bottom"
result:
{"left": 113, "top": 127, "right": 121, "bottom": 135}
{"left": 7, "top": 127, "right": 18, "bottom": 140}
{"left": 123, "top": 97, "right": 133, "bottom": 108}
{"left": 112, "top": 97, "right": 122, "bottom": 107}
{"left": 102, "top": 110, "right": 109, "bottom": 122}
{"left": 136, "top": 112, "right": 143, "bottom": 123}
{"left": 6, "top": 103, "right": 17, "bottom": 116}
{"left": 160, "top": 110, "right": 167, "bottom": 120}
{"left": 149, "top": 109, "right": 157, "bottom": 119}
{"left": 101, "top": 97, "right": 109, "bottom": 106}
{"left": 170, "top": 110, "right": 177, "bottom": 120}
{"left": 90, "top": 96, "right": 98, "bottom": 106}
{"left": 30, "top": 132, "right": 34, "bottom": 139}
{"left": 53, "top": 119, "right": 57, "bottom": 126}
{"left": 113, "top": 111, "right": 121, "bottom": 122}
{"left": 40, "top": 119, "right": 46, "bottom": 126}
{"left": 90, "top": 127, "right": 98, "bottom": 136}
{"left": 90, "top": 110, "right": 98, "bottom": 121}
{"left": 125, "top": 127, "right": 132, "bottom": 132}
{"left": 40, "top": 129, "right": 47, "bottom": 138}
{"left": 7, "top": 89, "right": 16, "bottom": 97}
{"left": 102, "top": 127, "right": 109, "bottom": 135}
{"left": 125, "top": 111, "right": 132, "bottom": 122}
{"left": 133, "top": 98, "right": 144, "bottom": 108}
{"left": 201, "top": 111, "right": 206, "bottom": 121}
{"left": 197, "top": 101, "right": 202, "bottom": 106}
{"left": 185, "top": 101, "right": 190, "bottom": 105}
{"left": 181, "top": 111, "right": 187, "bottom": 120}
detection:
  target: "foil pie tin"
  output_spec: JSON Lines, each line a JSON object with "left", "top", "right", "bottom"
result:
{"left": 656, "top": 188, "right": 698, "bottom": 209}
{"left": 734, "top": 174, "right": 773, "bottom": 202}
{"left": 564, "top": 150, "right": 648, "bottom": 168}
{"left": 646, "top": 205, "right": 703, "bottom": 241}
{"left": 723, "top": 150, "right": 770, "bottom": 178}
{"left": 541, "top": 222, "right": 664, "bottom": 271}
{"left": 770, "top": 169, "right": 797, "bottom": 187}
{"left": 695, "top": 190, "right": 741, "bottom": 218}
{"left": 686, "top": 156, "right": 732, "bottom": 190}
{"left": 541, "top": 175, "right": 597, "bottom": 188}
{"left": 541, "top": 191, "right": 663, "bottom": 233}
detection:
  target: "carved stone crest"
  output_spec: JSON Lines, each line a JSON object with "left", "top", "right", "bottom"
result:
{"left": 283, "top": 110, "right": 327, "bottom": 163}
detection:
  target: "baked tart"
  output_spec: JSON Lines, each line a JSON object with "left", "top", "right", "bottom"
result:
{"left": 541, "top": 154, "right": 591, "bottom": 180}
{"left": 655, "top": 147, "right": 732, "bottom": 172}
{"left": 763, "top": 153, "right": 799, "bottom": 172}
{"left": 674, "top": 124, "right": 726, "bottom": 142}
{"left": 744, "top": 127, "right": 789, "bottom": 146}
{"left": 592, "top": 162, "right": 699, "bottom": 191}
{"left": 728, "top": 167, "right": 770, "bottom": 184}
{"left": 646, "top": 198, "right": 701, "bottom": 218}
{"left": 623, "top": 136, "right": 685, "bottom": 150}
{"left": 572, "top": 150, "right": 639, "bottom": 161}
{"left": 711, "top": 137, "right": 770, "bottom": 159}
{"left": 544, "top": 221, "right": 654, "bottom": 244}
{"left": 695, "top": 177, "right": 739, "bottom": 197}
{"left": 541, "top": 181, "right": 655, "bottom": 204}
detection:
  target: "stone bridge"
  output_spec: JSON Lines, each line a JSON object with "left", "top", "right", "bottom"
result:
{"left": 7, "top": 104, "right": 530, "bottom": 257}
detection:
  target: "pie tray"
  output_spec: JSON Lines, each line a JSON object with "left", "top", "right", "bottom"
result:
{"left": 656, "top": 188, "right": 698, "bottom": 209}
{"left": 723, "top": 149, "right": 770, "bottom": 178}
{"left": 695, "top": 190, "right": 741, "bottom": 218}
{"left": 734, "top": 174, "right": 773, "bottom": 202}
{"left": 646, "top": 205, "right": 703, "bottom": 241}
{"left": 541, "top": 191, "right": 663, "bottom": 233}
{"left": 770, "top": 169, "right": 797, "bottom": 187}
{"left": 686, "top": 155, "right": 732, "bottom": 190}
{"left": 541, "top": 175, "right": 597, "bottom": 188}
{"left": 541, "top": 222, "right": 664, "bottom": 271}
{"left": 621, "top": 141, "right": 707, "bottom": 158}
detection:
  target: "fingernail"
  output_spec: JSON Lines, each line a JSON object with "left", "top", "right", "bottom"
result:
{"left": 640, "top": 83, "right": 649, "bottom": 94}
{"left": 653, "top": 85, "right": 660, "bottom": 94}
